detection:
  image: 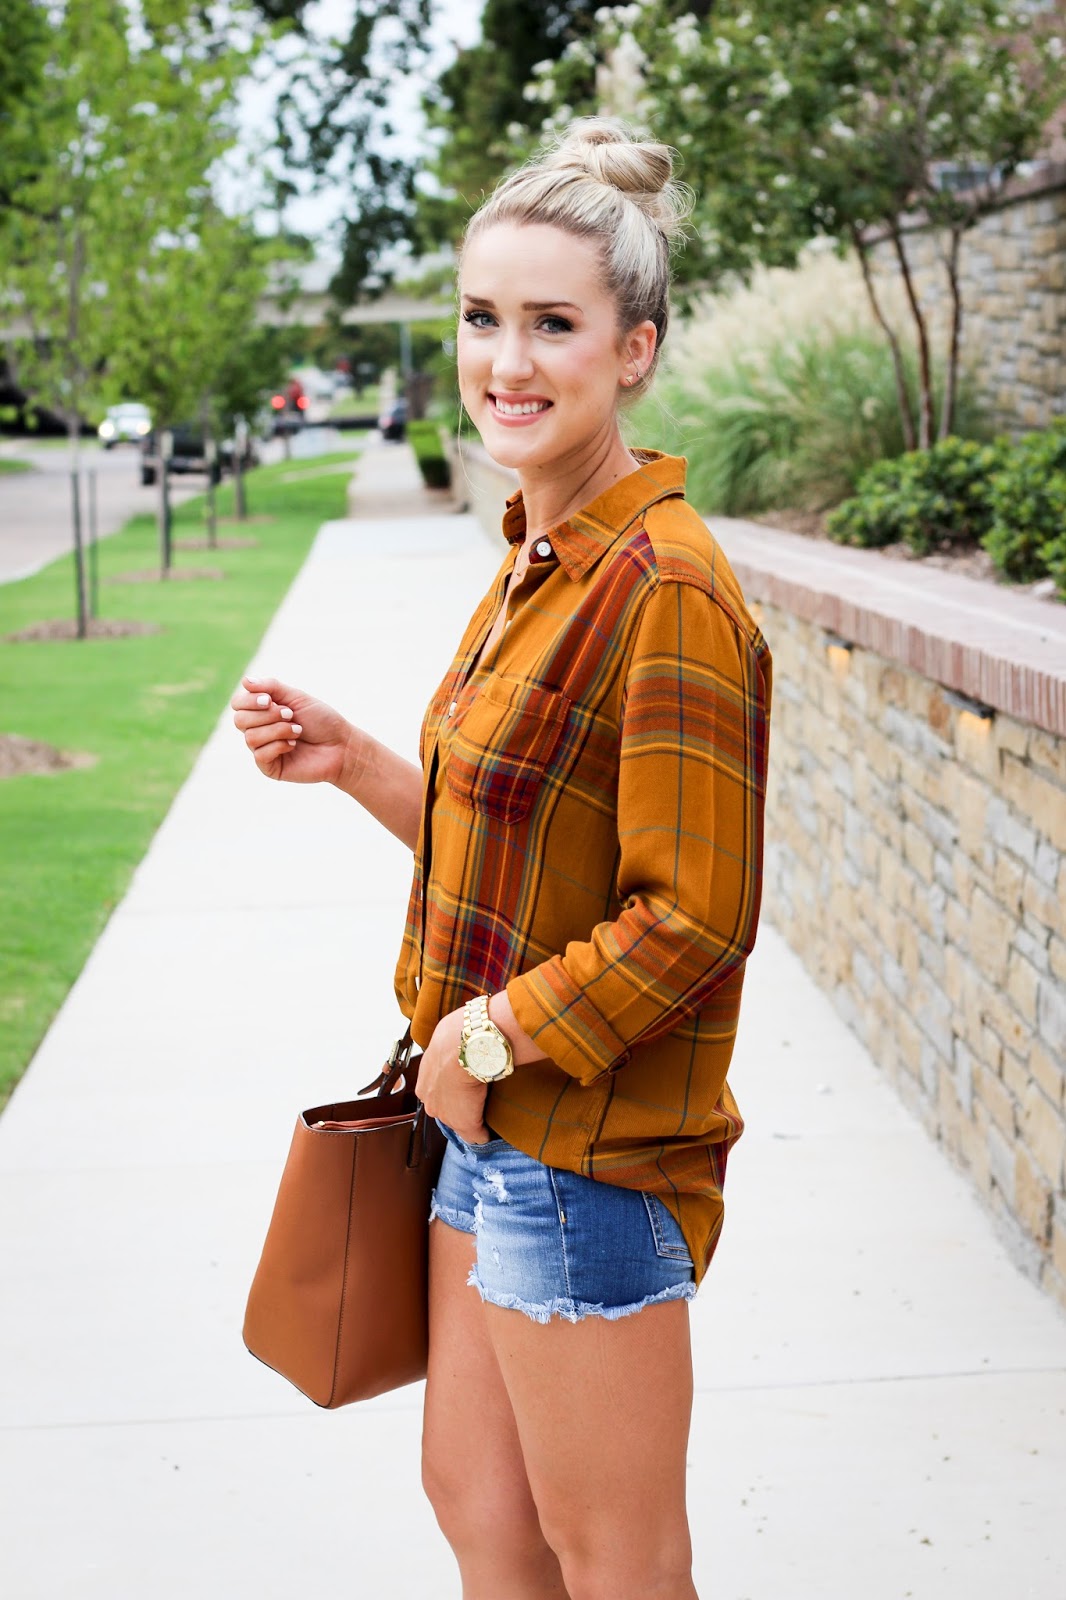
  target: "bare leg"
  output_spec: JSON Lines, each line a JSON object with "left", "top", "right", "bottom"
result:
{"left": 422, "top": 1221, "right": 570, "bottom": 1599}
{"left": 485, "top": 1298, "right": 698, "bottom": 1600}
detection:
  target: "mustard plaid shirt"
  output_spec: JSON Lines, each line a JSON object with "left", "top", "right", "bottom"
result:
{"left": 394, "top": 452, "right": 772, "bottom": 1281}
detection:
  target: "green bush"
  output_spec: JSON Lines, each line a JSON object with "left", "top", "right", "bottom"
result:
{"left": 827, "top": 436, "right": 1007, "bottom": 554}
{"left": 983, "top": 419, "right": 1066, "bottom": 582}
{"left": 633, "top": 327, "right": 986, "bottom": 517}
{"left": 407, "top": 418, "right": 452, "bottom": 489}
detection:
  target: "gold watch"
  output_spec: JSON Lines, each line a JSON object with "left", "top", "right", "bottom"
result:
{"left": 458, "top": 994, "right": 515, "bottom": 1084}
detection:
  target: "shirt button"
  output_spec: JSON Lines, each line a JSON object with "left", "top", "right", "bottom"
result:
{"left": 448, "top": 700, "right": 457, "bottom": 716}
{"left": 535, "top": 539, "right": 552, "bottom": 558}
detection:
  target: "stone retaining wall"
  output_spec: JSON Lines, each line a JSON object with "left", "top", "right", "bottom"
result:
{"left": 459, "top": 439, "right": 1066, "bottom": 1309}
{"left": 758, "top": 602, "right": 1066, "bottom": 1308}
{"left": 868, "top": 164, "right": 1066, "bottom": 434}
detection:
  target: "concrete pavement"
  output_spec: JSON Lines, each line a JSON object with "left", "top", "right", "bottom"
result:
{"left": 0, "top": 436, "right": 1063, "bottom": 1599}
{"left": 0, "top": 428, "right": 350, "bottom": 584}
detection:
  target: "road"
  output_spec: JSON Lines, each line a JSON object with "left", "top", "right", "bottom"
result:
{"left": 0, "top": 422, "right": 348, "bottom": 586}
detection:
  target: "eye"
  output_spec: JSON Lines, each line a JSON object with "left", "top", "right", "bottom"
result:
{"left": 462, "top": 309, "right": 495, "bottom": 329}
{"left": 539, "top": 315, "right": 573, "bottom": 334}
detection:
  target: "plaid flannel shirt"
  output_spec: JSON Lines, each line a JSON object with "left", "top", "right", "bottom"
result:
{"left": 394, "top": 452, "right": 772, "bottom": 1281}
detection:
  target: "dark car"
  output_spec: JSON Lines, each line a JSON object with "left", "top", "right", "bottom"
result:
{"left": 378, "top": 397, "right": 408, "bottom": 441}
{"left": 140, "top": 422, "right": 258, "bottom": 486}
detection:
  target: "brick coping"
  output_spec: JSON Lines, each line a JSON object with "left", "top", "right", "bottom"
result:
{"left": 459, "top": 440, "right": 1066, "bottom": 738}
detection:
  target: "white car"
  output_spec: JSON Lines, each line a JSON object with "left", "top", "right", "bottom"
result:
{"left": 98, "top": 402, "right": 151, "bottom": 447}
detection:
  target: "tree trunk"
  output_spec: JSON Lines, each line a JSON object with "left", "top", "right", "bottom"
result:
{"left": 87, "top": 466, "right": 99, "bottom": 619}
{"left": 67, "top": 416, "right": 88, "bottom": 639}
{"left": 939, "top": 228, "right": 964, "bottom": 441}
{"left": 158, "top": 433, "right": 172, "bottom": 576}
{"left": 853, "top": 229, "right": 916, "bottom": 452}
{"left": 890, "top": 226, "right": 934, "bottom": 450}
{"left": 233, "top": 419, "right": 247, "bottom": 521}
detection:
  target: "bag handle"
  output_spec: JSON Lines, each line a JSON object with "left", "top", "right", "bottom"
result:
{"left": 359, "top": 1025, "right": 418, "bottom": 1097}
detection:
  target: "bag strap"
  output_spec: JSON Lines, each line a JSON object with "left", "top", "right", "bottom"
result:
{"left": 359, "top": 1025, "right": 417, "bottom": 1097}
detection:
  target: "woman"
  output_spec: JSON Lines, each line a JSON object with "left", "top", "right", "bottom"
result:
{"left": 233, "top": 120, "right": 771, "bottom": 1600}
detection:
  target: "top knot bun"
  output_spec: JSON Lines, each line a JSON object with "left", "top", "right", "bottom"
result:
{"left": 543, "top": 118, "right": 688, "bottom": 241}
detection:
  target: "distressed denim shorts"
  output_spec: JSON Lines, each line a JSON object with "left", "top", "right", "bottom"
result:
{"left": 430, "top": 1122, "right": 696, "bottom": 1324}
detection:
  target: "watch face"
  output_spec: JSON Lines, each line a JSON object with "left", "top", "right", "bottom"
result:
{"left": 465, "top": 1031, "right": 508, "bottom": 1079}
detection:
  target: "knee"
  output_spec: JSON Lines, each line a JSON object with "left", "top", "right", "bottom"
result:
{"left": 422, "top": 1448, "right": 541, "bottom": 1561}
{"left": 541, "top": 1519, "right": 693, "bottom": 1600}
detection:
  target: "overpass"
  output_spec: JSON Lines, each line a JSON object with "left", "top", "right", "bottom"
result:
{"left": 258, "top": 256, "right": 454, "bottom": 328}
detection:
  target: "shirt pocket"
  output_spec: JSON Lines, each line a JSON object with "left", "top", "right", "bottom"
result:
{"left": 446, "top": 680, "right": 571, "bottom": 824}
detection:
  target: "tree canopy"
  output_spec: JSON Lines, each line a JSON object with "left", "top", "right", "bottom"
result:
{"left": 527, "top": 0, "right": 1066, "bottom": 443}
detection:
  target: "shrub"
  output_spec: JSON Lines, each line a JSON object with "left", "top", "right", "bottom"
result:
{"left": 983, "top": 420, "right": 1066, "bottom": 582}
{"left": 407, "top": 419, "right": 452, "bottom": 489}
{"left": 827, "top": 436, "right": 1007, "bottom": 553}
{"left": 630, "top": 252, "right": 986, "bottom": 516}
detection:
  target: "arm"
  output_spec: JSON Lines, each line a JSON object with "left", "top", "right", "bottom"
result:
{"left": 231, "top": 674, "right": 423, "bottom": 851}
{"left": 504, "top": 579, "right": 770, "bottom": 1085}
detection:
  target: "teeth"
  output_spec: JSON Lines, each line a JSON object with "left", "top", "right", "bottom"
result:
{"left": 494, "top": 398, "right": 550, "bottom": 416}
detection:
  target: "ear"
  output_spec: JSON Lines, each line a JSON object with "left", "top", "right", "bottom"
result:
{"left": 621, "top": 320, "right": 658, "bottom": 384}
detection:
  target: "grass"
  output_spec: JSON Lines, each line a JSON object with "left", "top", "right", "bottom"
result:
{"left": 0, "top": 459, "right": 33, "bottom": 475}
{"left": 0, "top": 449, "right": 358, "bottom": 1106}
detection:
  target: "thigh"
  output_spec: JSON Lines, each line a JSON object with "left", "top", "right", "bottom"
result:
{"left": 486, "top": 1297, "right": 695, "bottom": 1574}
{"left": 422, "top": 1218, "right": 539, "bottom": 1525}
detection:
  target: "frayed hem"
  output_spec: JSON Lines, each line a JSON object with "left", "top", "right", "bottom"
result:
{"left": 428, "top": 1198, "right": 476, "bottom": 1235}
{"left": 467, "top": 1269, "right": 696, "bottom": 1324}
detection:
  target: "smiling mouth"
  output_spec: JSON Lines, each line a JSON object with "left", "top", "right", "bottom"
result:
{"left": 489, "top": 395, "right": 553, "bottom": 418}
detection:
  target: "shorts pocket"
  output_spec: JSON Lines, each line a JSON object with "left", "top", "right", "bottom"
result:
{"left": 436, "top": 1120, "right": 511, "bottom": 1156}
{"left": 642, "top": 1193, "right": 694, "bottom": 1265}
{"left": 445, "top": 680, "right": 570, "bottom": 824}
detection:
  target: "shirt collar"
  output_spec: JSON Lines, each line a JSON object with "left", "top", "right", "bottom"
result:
{"left": 501, "top": 450, "right": 687, "bottom": 581}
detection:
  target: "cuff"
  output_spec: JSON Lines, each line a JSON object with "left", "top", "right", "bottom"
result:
{"left": 506, "top": 959, "right": 632, "bottom": 1086}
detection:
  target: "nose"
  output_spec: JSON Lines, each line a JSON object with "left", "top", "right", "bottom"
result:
{"left": 491, "top": 328, "right": 535, "bottom": 386}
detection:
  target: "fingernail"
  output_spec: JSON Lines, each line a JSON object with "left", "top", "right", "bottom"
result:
{"left": 280, "top": 706, "right": 293, "bottom": 720}
{"left": 257, "top": 694, "right": 270, "bottom": 707}
{"left": 291, "top": 724, "right": 302, "bottom": 735}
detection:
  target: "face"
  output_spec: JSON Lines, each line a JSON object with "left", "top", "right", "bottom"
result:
{"left": 457, "top": 221, "right": 656, "bottom": 473}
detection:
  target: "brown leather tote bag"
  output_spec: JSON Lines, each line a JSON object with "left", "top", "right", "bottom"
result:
{"left": 243, "top": 1029, "right": 445, "bottom": 1408}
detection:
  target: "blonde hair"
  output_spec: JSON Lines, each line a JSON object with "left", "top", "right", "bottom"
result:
{"left": 461, "top": 118, "right": 692, "bottom": 392}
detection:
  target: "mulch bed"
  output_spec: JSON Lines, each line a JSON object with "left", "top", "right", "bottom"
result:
{"left": 4, "top": 618, "right": 161, "bottom": 643}
{"left": 107, "top": 567, "right": 226, "bottom": 584}
{"left": 0, "top": 732, "right": 96, "bottom": 779}
{"left": 173, "top": 536, "right": 258, "bottom": 551}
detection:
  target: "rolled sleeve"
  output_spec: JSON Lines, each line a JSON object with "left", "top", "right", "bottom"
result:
{"left": 507, "top": 577, "right": 770, "bottom": 1084}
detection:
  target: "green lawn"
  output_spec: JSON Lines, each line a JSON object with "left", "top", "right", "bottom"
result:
{"left": 0, "top": 459, "right": 33, "bottom": 475}
{"left": 0, "top": 451, "right": 358, "bottom": 1105}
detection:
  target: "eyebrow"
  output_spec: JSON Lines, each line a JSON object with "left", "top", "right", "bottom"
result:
{"left": 461, "top": 295, "right": 582, "bottom": 313}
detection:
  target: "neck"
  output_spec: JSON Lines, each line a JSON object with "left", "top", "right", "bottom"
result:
{"left": 515, "top": 426, "right": 641, "bottom": 543}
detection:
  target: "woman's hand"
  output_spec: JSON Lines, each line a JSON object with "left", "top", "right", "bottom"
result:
{"left": 231, "top": 674, "right": 363, "bottom": 787}
{"left": 415, "top": 1007, "right": 491, "bottom": 1144}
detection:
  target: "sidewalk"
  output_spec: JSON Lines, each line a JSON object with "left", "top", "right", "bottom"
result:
{"left": 0, "top": 436, "right": 1062, "bottom": 1600}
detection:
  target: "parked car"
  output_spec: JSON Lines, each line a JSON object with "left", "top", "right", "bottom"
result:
{"left": 269, "top": 378, "right": 308, "bottom": 438}
{"left": 98, "top": 402, "right": 151, "bottom": 448}
{"left": 139, "top": 422, "right": 258, "bottom": 486}
{"left": 378, "top": 397, "right": 408, "bottom": 441}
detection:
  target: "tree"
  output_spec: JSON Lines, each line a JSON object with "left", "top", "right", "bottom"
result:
{"left": 416, "top": 1, "right": 714, "bottom": 251}
{"left": 531, "top": 1, "right": 1066, "bottom": 447}
{"left": 0, "top": 0, "right": 49, "bottom": 226}
{"left": 109, "top": 205, "right": 278, "bottom": 565}
{"left": 0, "top": 1, "right": 268, "bottom": 613}
{"left": 247, "top": 0, "right": 436, "bottom": 304}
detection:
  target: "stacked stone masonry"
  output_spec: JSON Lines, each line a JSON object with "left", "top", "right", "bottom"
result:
{"left": 868, "top": 167, "right": 1066, "bottom": 434}
{"left": 759, "top": 603, "right": 1066, "bottom": 1309}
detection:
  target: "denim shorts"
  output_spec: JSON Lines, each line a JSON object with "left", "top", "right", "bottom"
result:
{"left": 430, "top": 1122, "right": 696, "bottom": 1324}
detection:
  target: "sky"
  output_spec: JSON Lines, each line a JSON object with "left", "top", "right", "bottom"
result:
{"left": 229, "top": 0, "right": 485, "bottom": 248}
